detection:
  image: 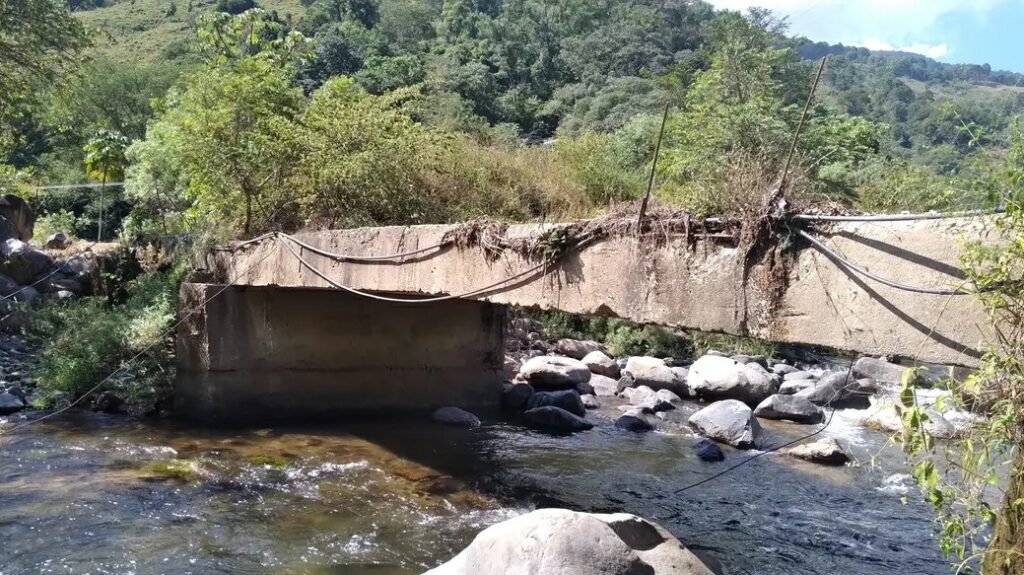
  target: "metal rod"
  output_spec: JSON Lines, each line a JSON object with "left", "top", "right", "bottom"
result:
{"left": 637, "top": 100, "right": 671, "bottom": 231}
{"left": 777, "top": 56, "right": 828, "bottom": 200}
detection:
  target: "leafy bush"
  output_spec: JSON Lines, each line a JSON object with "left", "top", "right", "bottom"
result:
{"left": 29, "top": 269, "right": 183, "bottom": 413}
{"left": 32, "top": 209, "right": 81, "bottom": 246}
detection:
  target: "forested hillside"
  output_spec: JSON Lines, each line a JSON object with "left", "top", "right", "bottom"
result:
{"left": 3, "top": 0, "right": 1024, "bottom": 242}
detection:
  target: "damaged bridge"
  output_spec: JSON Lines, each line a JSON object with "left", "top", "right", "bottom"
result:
{"left": 176, "top": 215, "right": 1000, "bottom": 420}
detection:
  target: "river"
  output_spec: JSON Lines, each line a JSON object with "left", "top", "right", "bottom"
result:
{"left": 0, "top": 397, "right": 949, "bottom": 575}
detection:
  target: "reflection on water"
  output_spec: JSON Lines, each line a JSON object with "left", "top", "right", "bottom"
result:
{"left": 1, "top": 398, "right": 949, "bottom": 575}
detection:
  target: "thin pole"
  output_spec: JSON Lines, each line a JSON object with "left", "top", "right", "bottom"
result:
{"left": 776, "top": 56, "right": 828, "bottom": 200}
{"left": 98, "top": 173, "right": 105, "bottom": 242}
{"left": 637, "top": 100, "right": 671, "bottom": 232}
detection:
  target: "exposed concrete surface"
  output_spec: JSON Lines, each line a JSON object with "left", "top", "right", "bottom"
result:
{"left": 202, "top": 217, "right": 1002, "bottom": 367}
{"left": 176, "top": 284, "right": 505, "bottom": 420}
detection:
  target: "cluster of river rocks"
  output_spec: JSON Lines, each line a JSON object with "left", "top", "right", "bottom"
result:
{"left": 435, "top": 329, "right": 979, "bottom": 467}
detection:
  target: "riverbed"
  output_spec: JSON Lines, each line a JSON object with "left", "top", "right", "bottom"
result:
{"left": 0, "top": 398, "right": 949, "bottom": 575}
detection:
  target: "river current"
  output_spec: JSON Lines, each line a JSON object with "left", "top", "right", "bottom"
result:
{"left": 1, "top": 397, "right": 948, "bottom": 575}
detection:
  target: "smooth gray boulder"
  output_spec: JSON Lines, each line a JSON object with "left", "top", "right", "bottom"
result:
{"left": 688, "top": 399, "right": 762, "bottom": 449}
{"left": 783, "top": 370, "right": 816, "bottom": 381}
{"left": 1, "top": 239, "right": 53, "bottom": 284}
{"left": 432, "top": 406, "right": 481, "bottom": 427}
{"left": 732, "top": 354, "right": 768, "bottom": 369}
{"left": 582, "top": 350, "right": 620, "bottom": 378}
{"left": 753, "top": 394, "right": 825, "bottom": 424}
{"left": 655, "top": 388, "right": 682, "bottom": 404}
{"left": 772, "top": 363, "right": 799, "bottom": 376}
{"left": 693, "top": 439, "right": 725, "bottom": 462}
{"left": 0, "top": 391, "right": 25, "bottom": 414}
{"left": 589, "top": 374, "right": 620, "bottom": 397}
{"left": 779, "top": 379, "right": 815, "bottom": 395}
{"left": 527, "top": 390, "right": 586, "bottom": 416}
{"left": 423, "top": 508, "right": 717, "bottom": 575}
{"left": 519, "top": 356, "right": 591, "bottom": 388}
{"left": 623, "top": 356, "right": 687, "bottom": 394}
{"left": 687, "top": 355, "right": 776, "bottom": 405}
{"left": 796, "top": 371, "right": 868, "bottom": 408}
{"left": 615, "top": 412, "right": 654, "bottom": 432}
{"left": 853, "top": 357, "right": 915, "bottom": 385}
{"left": 554, "top": 338, "right": 603, "bottom": 359}
{"left": 522, "top": 406, "right": 593, "bottom": 433}
{"left": 786, "top": 438, "right": 850, "bottom": 465}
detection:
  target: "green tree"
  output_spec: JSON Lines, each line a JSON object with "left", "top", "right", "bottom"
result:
{"left": 83, "top": 129, "right": 129, "bottom": 240}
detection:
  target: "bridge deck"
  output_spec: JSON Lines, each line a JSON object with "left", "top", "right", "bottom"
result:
{"left": 200, "top": 217, "right": 1000, "bottom": 367}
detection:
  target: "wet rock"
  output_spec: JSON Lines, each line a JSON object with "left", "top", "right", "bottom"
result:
{"left": 655, "top": 389, "right": 682, "bottom": 404}
{"left": 786, "top": 438, "right": 850, "bottom": 466}
{"left": 615, "top": 412, "right": 654, "bottom": 432}
{"left": 589, "top": 374, "right": 620, "bottom": 397}
{"left": 575, "top": 379, "right": 595, "bottom": 395}
{"left": 522, "top": 406, "right": 593, "bottom": 433}
{"left": 581, "top": 394, "right": 600, "bottom": 409}
{"left": 783, "top": 370, "right": 816, "bottom": 381}
{"left": 519, "top": 355, "right": 591, "bottom": 389}
{"left": 861, "top": 396, "right": 964, "bottom": 439}
{"left": 796, "top": 370, "right": 869, "bottom": 408}
{"left": 502, "top": 382, "right": 534, "bottom": 411}
{"left": 623, "top": 386, "right": 674, "bottom": 412}
{"left": 623, "top": 356, "right": 687, "bottom": 395}
{"left": 616, "top": 372, "right": 636, "bottom": 392}
{"left": 553, "top": 338, "right": 603, "bottom": 360}
{"left": 753, "top": 394, "right": 825, "bottom": 424}
{"left": 424, "top": 508, "right": 717, "bottom": 575}
{"left": 688, "top": 399, "right": 762, "bottom": 449}
{"left": 779, "top": 379, "right": 815, "bottom": 395}
{"left": 432, "top": 406, "right": 481, "bottom": 427}
{"left": 687, "top": 355, "right": 776, "bottom": 405}
{"left": 0, "top": 391, "right": 25, "bottom": 414}
{"left": 1, "top": 239, "right": 53, "bottom": 284}
{"left": 44, "top": 233, "right": 71, "bottom": 250}
{"left": 582, "top": 350, "right": 620, "bottom": 378}
{"left": 732, "top": 354, "right": 768, "bottom": 369}
{"left": 853, "top": 357, "right": 917, "bottom": 386}
{"left": 772, "top": 363, "right": 799, "bottom": 376}
{"left": 693, "top": 439, "right": 725, "bottom": 462}
{"left": 527, "top": 390, "right": 586, "bottom": 417}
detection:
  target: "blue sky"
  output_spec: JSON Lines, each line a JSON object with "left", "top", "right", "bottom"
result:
{"left": 706, "top": 1, "right": 1024, "bottom": 73}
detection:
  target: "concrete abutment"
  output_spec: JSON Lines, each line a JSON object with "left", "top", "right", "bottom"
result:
{"left": 175, "top": 283, "right": 506, "bottom": 421}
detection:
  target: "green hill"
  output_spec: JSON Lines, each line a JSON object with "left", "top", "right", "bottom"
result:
{"left": 75, "top": 0, "right": 307, "bottom": 63}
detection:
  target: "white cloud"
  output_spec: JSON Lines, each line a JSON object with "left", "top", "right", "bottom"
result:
{"left": 857, "top": 38, "right": 950, "bottom": 59}
{"left": 705, "top": 0, "right": 1008, "bottom": 61}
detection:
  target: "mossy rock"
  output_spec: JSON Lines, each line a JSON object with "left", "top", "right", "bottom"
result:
{"left": 246, "top": 454, "right": 292, "bottom": 468}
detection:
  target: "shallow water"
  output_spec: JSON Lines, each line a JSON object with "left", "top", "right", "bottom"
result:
{"left": 0, "top": 398, "right": 950, "bottom": 575}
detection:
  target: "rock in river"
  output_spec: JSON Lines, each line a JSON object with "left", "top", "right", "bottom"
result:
{"left": 519, "top": 355, "right": 591, "bottom": 389}
{"left": 589, "top": 374, "right": 620, "bottom": 397}
{"left": 753, "top": 394, "right": 825, "bottom": 424}
{"left": 693, "top": 439, "right": 725, "bottom": 462}
{"left": 527, "top": 390, "right": 586, "bottom": 416}
{"left": 687, "top": 354, "right": 776, "bottom": 405}
{"left": 615, "top": 410, "right": 654, "bottom": 432}
{"left": 432, "top": 406, "right": 481, "bottom": 427}
{"left": 623, "top": 356, "right": 687, "bottom": 394}
{"left": 580, "top": 394, "right": 600, "bottom": 409}
{"left": 0, "top": 391, "right": 25, "bottom": 414}
{"left": 688, "top": 399, "right": 762, "bottom": 449}
{"left": 582, "top": 350, "right": 620, "bottom": 378}
{"left": 853, "top": 356, "right": 915, "bottom": 385}
{"left": 501, "top": 382, "right": 534, "bottom": 411}
{"left": 423, "top": 508, "right": 717, "bottom": 575}
{"left": 785, "top": 438, "right": 850, "bottom": 466}
{"left": 522, "top": 406, "right": 593, "bottom": 433}
{"left": 554, "top": 338, "right": 603, "bottom": 359}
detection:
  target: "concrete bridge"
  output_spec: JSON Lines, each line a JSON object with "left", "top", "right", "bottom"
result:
{"left": 175, "top": 215, "right": 1000, "bottom": 420}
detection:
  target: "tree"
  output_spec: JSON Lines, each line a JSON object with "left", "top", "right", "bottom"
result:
{"left": 0, "top": 0, "right": 91, "bottom": 116}
{"left": 83, "top": 129, "right": 128, "bottom": 241}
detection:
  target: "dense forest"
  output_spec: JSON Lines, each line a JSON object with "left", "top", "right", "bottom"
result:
{"left": 3, "top": 0, "right": 1024, "bottom": 241}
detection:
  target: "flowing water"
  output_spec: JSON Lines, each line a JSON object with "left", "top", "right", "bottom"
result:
{"left": 0, "top": 397, "right": 950, "bottom": 575}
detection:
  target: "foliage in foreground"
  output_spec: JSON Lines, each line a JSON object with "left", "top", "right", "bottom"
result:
{"left": 28, "top": 268, "right": 183, "bottom": 414}
{"left": 898, "top": 128, "right": 1024, "bottom": 574}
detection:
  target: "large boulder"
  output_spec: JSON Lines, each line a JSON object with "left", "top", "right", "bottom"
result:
{"left": 687, "top": 355, "right": 776, "bottom": 405}
{"left": 589, "top": 374, "right": 620, "bottom": 397}
{"left": 615, "top": 410, "right": 654, "bottom": 432}
{"left": 519, "top": 356, "right": 591, "bottom": 389}
{"left": 522, "top": 406, "right": 593, "bottom": 433}
{"left": 0, "top": 194, "right": 35, "bottom": 242}
{"left": 688, "top": 400, "right": 762, "bottom": 449}
{"left": 501, "top": 382, "right": 534, "bottom": 411}
{"left": 778, "top": 379, "right": 816, "bottom": 395}
{"left": 424, "top": 508, "right": 717, "bottom": 575}
{"left": 1, "top": 239, "right": 53, "bottom": 284}
{"left": 0, "top": 391, "right": 25, "bottom": 415}
{"left": 753, "top": 394, "right": 825, "bottom": 424}
{"left": 623, "top": 385, "right": 674, "bottom": 412}
{"left": 785, "top": 438, "right": 850, "bottom": 466}
{"left": 554, "top": 338, "right": 603, "bottom": 359}
{"left": 432, "top": 406, "right": 481, "bottom": 427}
{"left": 795, "top": 370, "right": 868, "bottom": 408}
{"left": 527, "top": 390, "right": 586, "bottom": 416}
{"left": 623, "top": 356, "right": 687, "bottom": 394}
{"left": 582, "top": 350, "right": 620, "bottom": 378}
{"left": 853, "top": 357, "right": 916, "bottom": 386}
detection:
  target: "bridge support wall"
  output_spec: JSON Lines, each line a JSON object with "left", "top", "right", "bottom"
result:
{"left": 175, "top": 284, "right": 505, "bottom": 421}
